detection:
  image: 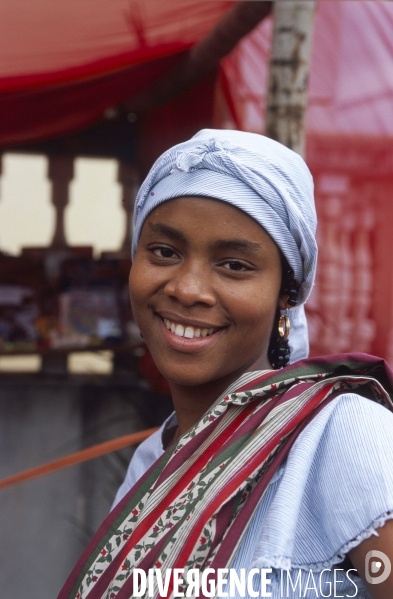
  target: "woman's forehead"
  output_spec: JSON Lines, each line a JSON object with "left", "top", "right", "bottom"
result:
{"left": 142, "top": 196, "right": 279, "bottom": 251}
{"left": 147, "top": 195, "right": 262, "bottom": 229}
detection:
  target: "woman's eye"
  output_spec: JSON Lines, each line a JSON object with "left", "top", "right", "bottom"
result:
{"left": 222, "top": 261, "right": 248, "bottom": 271}
{"left": 152, "top": 247, "right": 177, "bottom": 259}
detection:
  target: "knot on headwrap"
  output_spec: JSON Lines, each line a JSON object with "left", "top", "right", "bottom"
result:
{"left": 172, "top": 139, "right": 232, "bottom": 174}
{"left": 131, "top": 129, "right": 318, "bottom": 361}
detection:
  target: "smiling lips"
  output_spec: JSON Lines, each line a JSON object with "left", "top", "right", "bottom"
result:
{"left": 163, "top": 318, "right": 219, "bottom": 339}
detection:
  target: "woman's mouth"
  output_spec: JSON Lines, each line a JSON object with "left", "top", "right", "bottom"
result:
{"left": 162, "top": 318, "right": 218, "bottom": 339}
{"left": 156, "top": 314, "right": 223, "bottom": 353}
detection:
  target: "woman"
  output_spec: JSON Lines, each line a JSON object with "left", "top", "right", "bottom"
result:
{"left": 59, "top": 130, "right": 393, "bottom": 599}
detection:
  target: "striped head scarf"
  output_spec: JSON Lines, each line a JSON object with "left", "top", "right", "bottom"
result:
{"left": 132, "top": 129, "right": 318, "bottom": 363}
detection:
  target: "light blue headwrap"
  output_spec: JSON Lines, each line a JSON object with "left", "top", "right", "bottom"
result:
{"left": 132, "top": 129, "right": 317, "bottom": 363}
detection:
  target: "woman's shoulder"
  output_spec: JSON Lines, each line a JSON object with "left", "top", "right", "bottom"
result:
{"left": 306, "top": 391, "right": 393, "bottom": 461}
{"left": 284, "top": 390, "right": 393, "bottom": 462}
{"left": 322, "top": 390, "right": 393, "bottom": 424}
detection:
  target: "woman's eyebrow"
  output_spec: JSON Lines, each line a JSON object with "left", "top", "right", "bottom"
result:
{"left": 147, "top": 224, "right": 262, "bottom": 253}
{"left": 148, "top": 222, "right": 187, "bottom": 243}
{"left": 212, "top": 239, "right": 263, "bottom": 253}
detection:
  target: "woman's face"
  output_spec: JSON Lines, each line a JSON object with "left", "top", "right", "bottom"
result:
{"left": 130, "top": 197, "right": 286, "bottom": 388}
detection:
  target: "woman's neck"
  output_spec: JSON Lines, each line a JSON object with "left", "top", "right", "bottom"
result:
{"left": 169, "top": 363, "right": 272, "bottom": 436}
{"left": 169, "top": 380, "right": 227, "bottom": 436}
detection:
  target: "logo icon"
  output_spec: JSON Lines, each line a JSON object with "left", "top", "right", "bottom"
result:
{"left": 365, "top": 550, "right": 391, "bottom": 585}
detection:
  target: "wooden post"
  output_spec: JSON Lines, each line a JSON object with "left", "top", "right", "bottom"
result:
{"left": 48, "top": 156, "right": 74, "bottom": 249}
{"left": 265, "top": 1, "right": 316, "bottom": 156}
{"left": 117, "top": 162, "right": 138, "bottom": 254}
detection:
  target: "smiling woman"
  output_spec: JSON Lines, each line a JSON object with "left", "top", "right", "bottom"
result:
{"left": 131, "top": 198, "right": 283, "bottom": 406}
{"left": 58, "top": 131, "right": 393, "bottom": 599}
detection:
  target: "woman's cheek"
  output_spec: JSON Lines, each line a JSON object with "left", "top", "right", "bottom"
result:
{"left": 230, "top": 285, "right": 279, "bottom": 321}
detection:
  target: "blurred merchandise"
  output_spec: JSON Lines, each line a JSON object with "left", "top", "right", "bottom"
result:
{"left": 59, "top": 289, "right": 122, "bottom": 346}
{"left": 0, "top": 285, "right": 40, "bottom": 351}
{"left": 0, "top": 252, "right": 138, "bottom": 354}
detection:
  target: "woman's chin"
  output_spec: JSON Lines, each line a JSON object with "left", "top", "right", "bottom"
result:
{"left": 159, "top": 362, "right": 222, "bottom": 389}
{"left": 155, "top": 361, "right": 244, "bottom": 391}
{"left": 164, "top": 370, "right": 218, "bottom": 389}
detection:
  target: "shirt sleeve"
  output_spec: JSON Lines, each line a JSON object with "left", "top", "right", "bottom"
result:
{"left": 252, "top": 393, "right": 393, "bottom": 571}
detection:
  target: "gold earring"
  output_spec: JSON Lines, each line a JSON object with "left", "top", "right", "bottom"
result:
{"left": 278, "top": 310, "right": 290, "bottom": 339}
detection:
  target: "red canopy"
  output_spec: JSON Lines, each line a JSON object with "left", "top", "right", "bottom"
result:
{"left": 0, "top": 0, "right": 234, "bottom": 145}
{"left": 2, "top": 1, "right": 393, "bottom": 141}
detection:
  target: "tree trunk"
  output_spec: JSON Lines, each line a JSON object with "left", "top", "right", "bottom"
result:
{"left": 265, "top": 1, "right": 316, "bottom": 156}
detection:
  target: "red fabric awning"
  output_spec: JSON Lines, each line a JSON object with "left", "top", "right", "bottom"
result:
{"left": 0, "top": 0, "right": 234, "bottom": 89}
{"left": 2, "top": 1, "right": 393, "bottom": 144}
{"left": 0, "top": 0, "right": 234, "bottom": 145}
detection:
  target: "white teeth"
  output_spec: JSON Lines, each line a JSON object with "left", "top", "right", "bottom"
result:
{"left": 162, "top": 318, "right": 217, "bottom": 339}
{"left": 175, "top": 324, "right": 185, "bottom": 337}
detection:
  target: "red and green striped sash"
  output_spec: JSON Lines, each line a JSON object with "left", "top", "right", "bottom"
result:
{"left": 58, "top": 353, "right": 393, "bottom": 599}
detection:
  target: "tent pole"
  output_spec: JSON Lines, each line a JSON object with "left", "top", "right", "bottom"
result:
{"left": 265, "top": 1, "right": 316, "bottom": 156}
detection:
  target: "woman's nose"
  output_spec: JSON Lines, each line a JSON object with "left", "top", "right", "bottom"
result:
{"left": 163, "top": 264, "right": 216, "bottom": 307}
